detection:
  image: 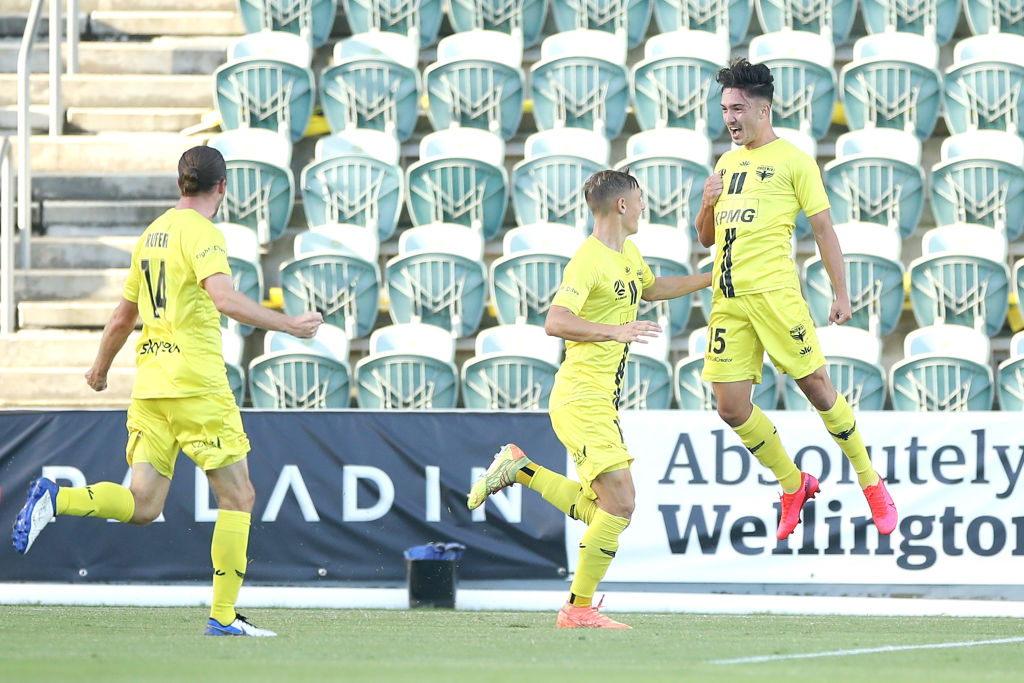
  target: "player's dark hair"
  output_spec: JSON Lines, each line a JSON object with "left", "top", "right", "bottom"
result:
{"left": 584, "top": 169, "right": 640, "bottom": 214}
{"left": 178, "top": 145, "right": 226, "bottom": 197}
{"left": 716, "top": 57, "right": 774, "bottom": 103}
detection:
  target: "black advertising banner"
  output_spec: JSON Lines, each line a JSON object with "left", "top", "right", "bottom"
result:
{"left": 0, "top": 410, "right": 568, "bottom": 583}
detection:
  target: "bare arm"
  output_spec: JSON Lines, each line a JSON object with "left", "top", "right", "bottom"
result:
{"left": 202, "top": 273, "right": 323, "bottom": 337}
{"left": 695, "top": 172, "right": 723, "bottom": 248}
{"left": 641, "top": 271, "right": 712, "bottom": 302}
{"left": 85, "top": 298, "right": 139, "bottom": 391}
{"left": 545, "top": 305, "right": 661, "bottom": 344}
{"left": 809, "top": 208, "right": 852, "bottom": 325}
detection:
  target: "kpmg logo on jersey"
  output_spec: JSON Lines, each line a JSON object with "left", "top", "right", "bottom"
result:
{"left": 755, "top": 165, "right": 775, "bottom": 181}
{"left": 715, "top": 198, "right": 758, "bottom": 225}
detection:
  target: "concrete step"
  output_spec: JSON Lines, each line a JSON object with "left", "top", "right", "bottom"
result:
{"left": 0, "top": 73, "right": 213, "bottom": 108}
{"left": 42, "top": 199, "right": 171, "bottom": 226}
{"left": 67, "top": 106, "right": 209, "bottom": 133}
{"left": 0, "top": 37, "right": 230, "bottom": 75}
{"left": 29, "top": 235, "right": 135, "bottom": 268}
{"left": 9, "top": 133, "right": 199, "bottom": 172}
{"left": 18, "top": 299, "right": 125, "bottom": 328}
{"left": 0, "top": 103, "right": 49, "bottom": 132}
{"left": 0, "top": 329, "right": 139, "bottom": 367}
{"left": 0, "top": 367, "right": 133, "bottom": 407}
{"left": 15, "top": 267, "right": 129, "bottom": 300}
{"left": 0, "top": 0, "right": 237, "bottom": 13}
{"left": 89, "top": 10, "right": 244, "bottom": 37}
{"left": 28, "top": 170, "right": 177, "bottom": 200}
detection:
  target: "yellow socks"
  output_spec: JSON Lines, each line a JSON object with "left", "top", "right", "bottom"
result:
{"left": 734, "top": 405, "right": 802, "bottom": 494}
{"left": 568, "top": 509, "right": 630, "bottom": 605}
{"left": 819, "top": 392, "right": 879, "bottom": 488}
{"left": 518, "top": 465, "right": 597, "bottom": 524}
{"left": 55, "top": 483, "right": 135, "bottom": 523}
{"left": 210, "top": 509, "right": 251, "bottom": 626}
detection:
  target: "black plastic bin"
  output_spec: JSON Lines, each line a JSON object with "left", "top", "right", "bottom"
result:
{"left": 404, "top": 542, "right": 465, "bottom": 609}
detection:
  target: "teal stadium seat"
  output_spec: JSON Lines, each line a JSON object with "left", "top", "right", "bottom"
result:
{"left": 782, "top": 325, "right": 887, "bottom": 411}
{"left": 208, "top": 128, "right": 295, "bottom": 245}
{"left": 929, "top": 130, "right": 1024, "bottom": 241}
{"left": 943, "top": 33, "right": 1024, "bottom": 136}
{"left": 803, "top": 221, "right": 905, "bottom": 335}
{"left": 221, "top": 326, "right": 247, "bottom": 406}
{"left": 215, "top": 222, "right": 264, "bottom": 336}
{"left": 620, "top": 329, "right": 674, "bottom": 409}
{"left": 908, "top": 223, "right": 1011, "bottom": 336}
{"left": 214, "top": 56, "right": 315, "bottom": 143}
{"left": 384, "top": 223, "right": 488, "bottom": 338}
{"left": 755, "top": 0, "right": 858, "bottom": 44}
{"left": 628, "top": 221, "right": 694, "bottom": 339}
{"left": 530, "top": 29, "right": 631, "bottom": 138}
{"left": 889, "top": 323, "right": 995, "bottom": 411}
{"left": 965, "top": 0, "right": 1024, "bottom": 36}
{"left": 461, "top": 323, "right": 562, "bottom": 409}
{"left": 490, "top": 223, "right": 582, "bottom": 326}
{"left": 860, "top": 0, "right": 961, "bottom": 45}
{"left": 551, "top": 0, "right": 654, "bottom": 49}
{"left": 300, "top": 151, "right": 404, "bottom": 242}
{"left": 248, "top": 324, "right": 353, "bottom": 408}
{"left": 424, "top": 30, "right": 525, "bottom": 140}
{"left": 342, "top": 0, "right": 445, "bottom": 48}
{"left": 315, "top": 127, "right": 401, "bottom": 166}
{"left": 280, "top": 224, "right": 382, "bottom": 339}
{"left": 237, "top": 0, "right": 337, "bottom": 48}
{"left": 447, "top": 0, "right": 550, "bottom": 47}
{"left": 674, "top": 327, "right": 781, "bottom": 410}
{"left": 355, "top": 323, "right": 460, "bottom": 408}
{"left": 823, "top": 128, "right": 925, "bottom": 239}
{"left": 839, "top": 33, "right": 943, "bottom": 141}
{"left": 228, "top": 30, "right": 312, "bottom": 67}
{"left": 996, "top": 330, "right": 1024, "bottom": 410}
{"left": 406, "top": 127, "right": 509, "bottom": 240}
{"left": 652, "top": 0, "right": 753, "bottom": 47}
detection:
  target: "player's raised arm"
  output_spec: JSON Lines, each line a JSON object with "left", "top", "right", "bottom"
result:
{"left": 695, "top": 172, "right": 723, "bottom": 247}
{"left": 641, "top": 271, "right": 712, "bottom": 302}
{"left": 545, "top": 304, "right": 662, "bottom": 344}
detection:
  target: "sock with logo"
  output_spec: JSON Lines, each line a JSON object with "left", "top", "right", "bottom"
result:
{"left": 568, "top": 508, "right": 630, "bottom": 605}
{"left": 734, "top": 404, "right": 802, "bottom": 494}
{"left": 55, "top": 482, "right": 135, "bottom": 523}
{"left": 210, "top": 509, "right": 251, "bottom": 625}
{"left": 818, "top": 392, "right": 878, "bottom": 488}
{"left": 518, "top": 465, "right": 596, "bottom": 522}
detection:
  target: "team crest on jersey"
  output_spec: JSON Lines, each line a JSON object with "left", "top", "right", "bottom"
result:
{"left": 613, "top": 279, "right": 626, "bottom": 299}
{"left": 789, "top": 324, "right": 807, "bottom": 342}
{"left": 756, "top": 165, "right": 775, "bottom": 181}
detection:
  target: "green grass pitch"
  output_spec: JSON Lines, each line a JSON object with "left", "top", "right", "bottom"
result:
{"left": 2, "top": 606, "right": 1022, "bottom": 681}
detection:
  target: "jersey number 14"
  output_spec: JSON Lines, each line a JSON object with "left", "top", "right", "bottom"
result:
{"left": 140, "top": 258, "right": 167, "bottom": 318}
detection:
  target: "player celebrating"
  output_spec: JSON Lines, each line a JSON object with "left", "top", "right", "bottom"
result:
{"left": 696, "top": 58, "right": 897, "bottom": 540}
{"left": 468, "top": 170, "right": 711, "bottom": 629}
{"left": 11, "top": 146, "right": 323, "bottom": 636}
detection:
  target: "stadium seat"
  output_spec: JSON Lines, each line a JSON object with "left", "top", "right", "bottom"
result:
{"left": 523, "top": 127, "right": 612, "bottom": 165}
{"left": 406, "top": 127, "right": 509, "bottom": 240}
{"left": 616, "top": 128, "right": 713, "bottom": 234}
{"left": 889, "top": 322, "right": 995, "bottom": 411}
{"left": 214, "top": 57, "right": 316, "bottom": 143}
{"left": 674, "top": 327, "right": 781, "bottom": 410}
{"left": 446, "top": 0, "right": 549, "bottom": 47}
{"left": 860, "top": 0, "right": 961, "bottom": 45}
{"left": 530, "top": 29, "right": 631, "bottom": 138}
{"left": 237, "top": 0, "right": 337, "bottom": 48}
{"left": 944, "top": 33, "right": 1024, "bottom": 136}
{"left": 342, "top": 0, "right": 445, "bottom": 48}
{"left": 208, "top": 129, "right": 295, "bottom": 245}
{"left": 823, "top": 128, "right": 926, "bottom": 240}
{"left": 908, "top": 223, "right": 1011, "bottom": 336}
{"left": 782, "top": 325, "right": 887, "bottom": 411}
{"left": 965, "top": 0, "right": 1024, "bottom": 36}
{"left": 512, "top": 132, "right": 605, "bottom": 234}
{"left": 631, "top": 29, "right": 726, "bottom": 137}
{"left": 461, "top": 323, "right": 561, "bottom": 409}
{"left": 628, "top": 221, "right": 694, "bottom": 338}
{"left": 315, "top": 128, "right": 401, "bottom": 165}
{"left": 551, "top": 0, "right": 654, "bottom": 48}
{"left": 747, "top": 30, "right": 836, "bottom": 140}
{"left": 320, "top": 31, "right": 421, "bottom": 142}
{"left": 652, "top": 0, "right": 753, "bottom": 47}
{"left": 248, "top": 324, "right": 353, "bottom": 409}
{"left": 996, "top": 330, "right": 1024, "bottom": 410}
{"left": 929, "top": 130, "right": 1024, "bottom": 241}
{"left": 384, "top": 223, "right": 488, "bottom": 337}
{"left": 839, "top": 33, "right": 943, "bottom": 141}
{"left": 424, "top": 30, "right": 525, "bottom": 140}
{"left": 803, "top": 221, "right": 905, "bottom": 335}
{"left": 354, "top": 322, "right": 460, "bottom": 408}
{"left": 300, "top": 152, "right": 404, "bottom": 242}
{"left": 754, "top": 0, "right": 858, "bottom": 44}
{"left": 221, "top": 325, "right": 247, "bottom": 406}
{"left": 620, "top": 329, "right": 674, "bottom": 409}
{"left": 215, "top": 222, "right": 265, "bottom": 336}
{"left": 228, "top": 29, "right": 312, "bottom": 67}
{"left": 292, "top": 222, "right": 380, "bottom": 262}
{"left": 490, "top": 224, "right": 581, "bottom": 326}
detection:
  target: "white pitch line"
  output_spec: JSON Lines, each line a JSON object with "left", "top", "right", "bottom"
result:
{"left": 712, "top": 636, "right": 1024, "bottom": 665}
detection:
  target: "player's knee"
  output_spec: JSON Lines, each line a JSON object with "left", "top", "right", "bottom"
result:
{"left": 218, "top": 479, "right": 255, "bottom": 513}
{"left": 130, "top": 503, "right": 163, "bottom": 526}
{"left": 716, "top": 402, "right": 748, "bottom": 428}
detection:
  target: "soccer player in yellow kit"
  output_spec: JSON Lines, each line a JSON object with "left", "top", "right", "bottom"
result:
{"left": 11, "top": 146, "right": 323, "bottom": 636}
{"left": 697, "top": 58, "right": 897, "bottom": 540}
{"left": 468, "top": 170, "right": 711, "bottom": 629}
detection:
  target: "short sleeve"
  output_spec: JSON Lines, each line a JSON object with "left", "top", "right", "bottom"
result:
{"left": 188, "top": 222, "right": 232, "bottom": 283}
{"left": 122, "top": 242, "right": 141, "bottom": 303}
{"left": 641, "top": 254, "right": 655, "bottom": 290}
{"left": 551, "top": 254, "right": 595, "bottom": 315}
{"left": 792, "top": 151, "right": 830, "bottom": 217}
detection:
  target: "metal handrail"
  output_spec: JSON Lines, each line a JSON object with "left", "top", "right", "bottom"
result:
{"left": 2, "top": 135, "right": 14, "bottom": 333}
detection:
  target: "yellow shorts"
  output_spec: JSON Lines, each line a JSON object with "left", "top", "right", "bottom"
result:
{"left": 549, "top": 399, "right": 632, "bottom": 500}
{"left": 701, "top": 287, "right": 826, "bottom": 384}
{"left": 125, "top": 390, "right": 250, "bottom": 480}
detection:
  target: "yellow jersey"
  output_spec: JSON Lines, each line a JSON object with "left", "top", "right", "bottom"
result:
{"left": 549, "top": 235, "right": 655, "bottom": 409}
{"left": 711, "top": 137, "right": 829, "bottom": 298}
{"left": 123, "top": 208, "right": 232, "bottom": 398}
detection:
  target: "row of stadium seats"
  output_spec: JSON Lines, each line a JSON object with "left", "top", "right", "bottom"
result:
{"left": 219, "top": 319, "right": 1024, "bottom": 411}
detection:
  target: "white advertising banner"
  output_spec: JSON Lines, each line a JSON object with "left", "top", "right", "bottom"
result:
{"left": 566, "top": 411, "right": 1024, "bottom": 584}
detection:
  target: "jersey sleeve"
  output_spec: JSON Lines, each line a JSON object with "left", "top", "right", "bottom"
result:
{"left": 122, "top": 242, "right": 142, "bottom": 303}
{"left": 551, "top": 252, "right": 596, "bottom": 316}
{"left": 188, "top": 222, "right": 232, "bottom": 283}
{"left": 641, "top": 254, "right": 656, "bottom": 290}
{"left": 792, "top": 151, "right": 830, "bottom": 217}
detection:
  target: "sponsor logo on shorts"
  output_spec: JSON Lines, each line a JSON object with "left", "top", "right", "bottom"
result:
{"left": 799, "top": 346, "right": 813, "bottom": 356}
